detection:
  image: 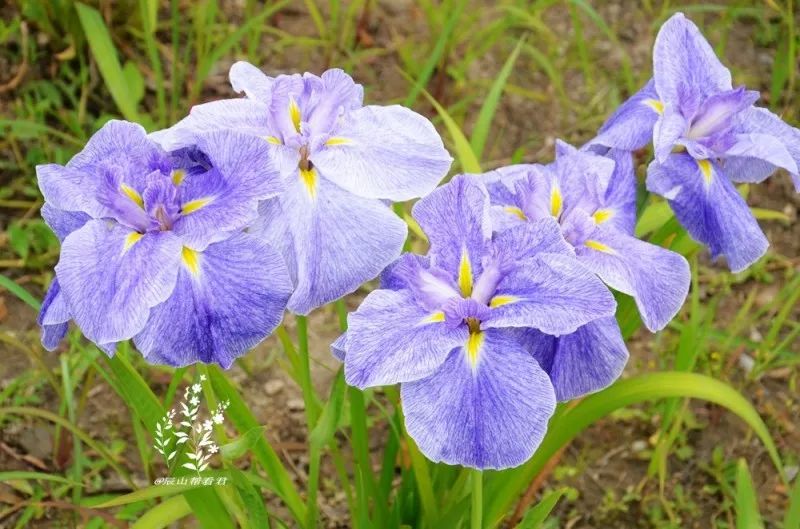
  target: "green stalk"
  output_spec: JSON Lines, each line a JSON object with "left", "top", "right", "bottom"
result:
{"left": 295, "top": 315, "right": 319, "bottom": 429}
{"left": 471, "top": 469, "right": 483, "bottom": 529}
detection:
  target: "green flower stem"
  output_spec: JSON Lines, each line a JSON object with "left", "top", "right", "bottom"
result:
{"left": 472, "top": 469, "right": 483, "bottom": 529}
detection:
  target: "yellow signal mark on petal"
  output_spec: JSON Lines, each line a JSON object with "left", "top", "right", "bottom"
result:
{"left": 181, "top": 197, "right": 213, "bottom": 215}
{"left": 421, "top": 311, "right": 446, "bottom": 324}
{"left": 265, "top": 136, "right": 283, "bottom": 145}
{"left": 457, "top": 249, "right": 473, "bottom": 297}
{"left": 171, "top": 169, "right": 187, "bottom": 185}
{"left": 697, "top": 159, "right": 713, "bottom": 185}
{"left": 181, "top": 246, "right": 201, "bottom": 276}
{"left": 325, "top": 137, "right": 351, "bottom": 146}
{"left": 300, "top": 168, "right": 317, "bottom": 198}
{"left": 643, "top": 98, "right": 664, "bottom": 115}
{"left": 120, "top": 183, "right": 144, "bottom": 208}
{"left": 489, "top": 295, "right": 518, "bottom": 308}
{"left": 593, "top": 208, "right": 614, "bottom": 224}
{"left": 550, "top": 186, "right": 563, "bottom": 218}
{"left": 504, "top": 206, "right": 527, "bottom": 220}
{"left": 584, "top": 239, "right": 615, "bottom": 254}
{"left": 289, "top": 98, "right": 302, "bottom": 133}
{"left": 123, "top": 232, "right": 143, "bottom": 252}
{"left": 466, "top": 331, "right": 484, "bottom": 369}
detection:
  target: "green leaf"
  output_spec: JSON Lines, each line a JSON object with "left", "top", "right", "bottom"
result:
{"left": 418, "top": 87, "right": 481, "bottom": 173}
{"left": 75, "top": 3, "right": 140, "bottom": 121}
{"left": 735, "top": 459, "right": 764, "bottom": 529}
{"left": 130, "top": 495, "right": 192, "bottom": 529}
{"left": 8, "top": 223, "right": 29, "bottom": 261}
{"left": 230, "top": 469, "right": 270, "bottom": 529}
{"left": 635, "top": 200, "right": 673, "bottom": 238}
{"left": 0, "top": 274, "right": 41, "bottom": 310}
{"left": 123, "top": 61, "right": 145, "bottom": 104}
{"left": 470, "top": 38, "right": 525, "bottom": 160}
{"left": 220, "top": 426, "right": 267, "bottom": 461}
{"left": 784, "top": 470, "right": 800, "bottom": 529}
{"left": 484, "top": 372, "right": 784, "bottom": 527}
{"left": 0, "top": 471, "right": 80, "bottom": 488}
{"left": 93, "top": 483, "right": 203, "bottom": 508}
{"left": 517, "top": 488, "right": 566, "bottom": 529}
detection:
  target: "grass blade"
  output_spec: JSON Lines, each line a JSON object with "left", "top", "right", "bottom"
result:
{"left": 735, "top": 459, "right": 764, "bottom": 529}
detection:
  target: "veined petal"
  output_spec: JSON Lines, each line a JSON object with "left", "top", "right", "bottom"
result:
{"left": 600, "top": 149, "right": 637, "bottom": 235}
{"left": 344, "top": 289, "right": 468, "bottom": 388}
{"left": 305, "top": 69, "right": 364, "bottom": 133}
{"left": 331, "top": 332, "right": 348, "bottom": 362}
{"left": 520, "top": 317, "right": 628, "bottom": 401}
{"left": 171, "top": 130, "right": 282, "bottom": 249}
{"left": 724, "top": 133, "right": 798, "bottom": 179}
{"left": 412, "top": 175, "right": 491, "bottom": 277}
{"left": 37, "top": 279, "right": 71, "bottom": 351}
{"left": 55, "top": 219, "right": 182, "bottom": 346}
{"left": 312, "top": 105, "right": 452, "bottom": 201}
{"left": 229, "top": 61, "right": 274, "bottom": 101}
{"left": 647, "top": 154, "right": 768, "bottom": 272}
{"left": 40, "top": 204, "right": 90, "bottom": 241}
{"left": 653, "top": 13, "right": 733, "bottom": 103}
{"left": 380, "top": 254, "right": 460, "bottom": 311}
{"left": 251, "top": 175, "right": 407, "bottom": 315}
{"left": 586, "top": 79, "right": 661, "bottom": 151}
{"left": 653, "top": 108, "right": 689, "bottom": 162}
{"left": 490, "top": 219, "right": 573, "bottom": 264}
{"left": 134, "top": 233, "right": 291, "bottom": 368}
{"left": 484, "top": 253, "right": 616, "bottom": 335}
{"left": 401, "top": 328, "right": 556, "bottom": 470}
{"left": 732, "top": 106, "right": 800, "bottom": 190}
{"left": 686, "top": 87, "right": 759, "bottom": 140}
{"left": 576, "top": 227, "right": 690, "bottom": 332}
{"left": 150, "top": 99, "right": 271, "bottom": 151}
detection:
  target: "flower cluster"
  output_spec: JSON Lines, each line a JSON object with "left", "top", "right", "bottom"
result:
{"left": 37, "top": 65, "right": 451, "bottom": 365}
{"left": 588, "top": 13, "right": 800, "bottom": 272}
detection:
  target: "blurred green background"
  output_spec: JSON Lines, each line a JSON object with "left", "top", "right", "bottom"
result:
{"left": 0, "top": 1, "right": 798, "bottom": 527}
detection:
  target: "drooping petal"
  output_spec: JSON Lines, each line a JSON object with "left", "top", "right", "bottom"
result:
{"left": 331, "top": 332, "right": 348, "bottom": 362}
{"left": 40, "top": 204, "right": 90, "bottom": 241}
{"left": 133, "top": 233, "right": 291, "bottom": 368}
{"left": 723, "top": 133, "right": 798, "bottom": 180}
{"left": 653, "top": 13, "right": 732, "bottom": 104}
{"left": 575, "top": 227, "right": 690, "bottom": 332}
{"left": 229, "top": 61, "right": 274, "bottom": 101}
{"left": 55, "top": 219, "right": 182, "bottom": 346}
{"left": 401, "top": 328, "right": 556, "bottom": 470}
{"left": 490, "top": 219, "right": 573, "bottom": 263}
{"left": 647, "top": 154, "right": 768, "bottom": 272}
{"left": 344, "top": 289, "right": 467, "bottom": 388}
{"left": 484, "top": 253, "right": 616, "bottom": 335}
{"left": 685, "top": 87, "right": 759, "bottom": 140}
{"left": 38, "top": 279, "right": 71, "bottom": 351}
{"left": 586, "top": 79, "right": 661, "bottom": 151}
{"left": 171, "top": 130, "right": 282, "bottom": 249}
{"left": 150, "top": 99, "right": 271, "bottom": 151}
{"left": 600, "top": 149, "right": 637, "bottom": 235}
{"left": 251, "top": 175, "right": 407, "bottom": 315}
{"left": 732, "top": 106, "right": 800, "bottom": 190}
{"left": 519, "top": 316, "right": 628, "bottom": 401}
{"left": 312, "top": 105, "right": 452, "bottom": 201}
{"left": 412, "top": 175, "right": 491, "bottom": 284}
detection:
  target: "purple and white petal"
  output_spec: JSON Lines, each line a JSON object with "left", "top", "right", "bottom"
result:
{"left": 305, "top": 69, "right": 364, "bottom": 134}
{"left": 576, "top": 227, "right": 690, "bottom": 332}
{"left": 171, "top": 130, "right": 282, "bottom": 249}
{"left": 344, "top": 289, "right": 467, "bottom": 388}
{"left": 229, "top": 61, "right": 274, "bottom": 101}
{"left": 521, "top": 317, "right": 628, "bottom": 401}
{"left": 331, "top": 332, "right": 348, "bottom": 362}
{"left": 653, "top": 108, "right": 689, "bottom": 162}
{"left": 379, "top": 253, "right": 460, "bottom": 310}
{"left": 40, "top": 204, "right": 90, "bottom": 241}
{"left": 402, "top": 328, "right": 556, "bottom": 470}
{"left": 490, "top": 219, "right": 573, "bottom": 263}
{"left": 733, "top": 106, "right": 800, "bottom": 190}
{"left": 653, "top": 13, "right": 732, "bottom": 103}
{"left": 484, "top": 253, "right": 616, "bottom": 335}
{"left": 134, "top": 232, "right": 291, "bottom": 368}
{"left": 685, "top": 87, "right": 759, "bottom": 141}
{"left": 601, "top": 149, "right": 637, "bottom": 235}
{"left": 412, "top": 174, "right": 491, "bottom": 277}
{"left": 38, "top": 279, "right": 71, "bottom": 351}
{"left": 55, "top": 219, "right": 182, "bottom": 346}
{"left": 647, "top": 154, "right": 768, "bottom": 272}
{"left": 252, "top": 175, "right": 407, "bottom": 315}
{"left": 586, "top": 79, "right": 661, "bottom": 151}
{"left": 312, "top": 105, "right": 452, "bottom": 201}
{"left": 723, "top": 133, "right": 798, "bottom": 180}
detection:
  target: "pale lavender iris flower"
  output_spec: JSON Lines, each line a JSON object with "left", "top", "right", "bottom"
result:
{"left": 37, "top": 120, "right": 292, "bottom": 367}
{"left": 335, "top": 175, "right": 616, "bottom": 469}
{"left": 153, "top": 63, "right": 453, "bottom": 314}
{"left": 589, "top": 13, "right": 800, "bottom": 272}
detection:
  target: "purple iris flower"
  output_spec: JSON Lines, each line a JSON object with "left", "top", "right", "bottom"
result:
{"left": 484, "top": 141, "right": 690, "bottom": 333}
{"left": 153, "top": 62, "right": 452, "bottom": 314}
{"left": 588, "top": 13, "right": 800, "bottom": 272}
{"left": 37, "top": 120, "right": 292, "bottom": 368}
{"left": 336, "top": 175, "right": 617, "bottom": 469}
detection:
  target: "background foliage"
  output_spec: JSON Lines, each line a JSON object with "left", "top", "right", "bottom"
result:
{"left": 0, "top": 0, "right": 798, "bottom": 527}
